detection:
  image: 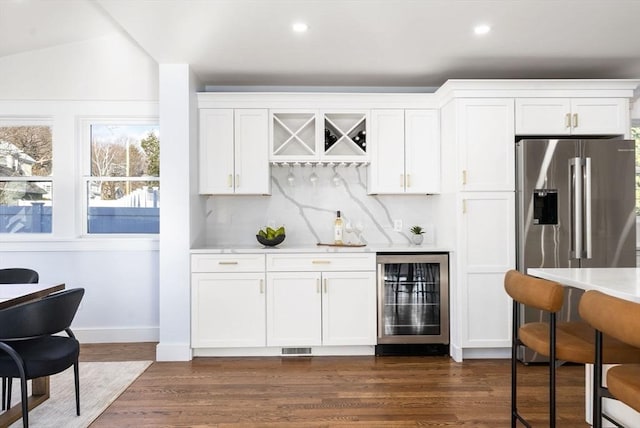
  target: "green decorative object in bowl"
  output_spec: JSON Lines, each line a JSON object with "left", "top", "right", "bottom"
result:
{"left": 256, "top": 226, "right": 286, "bottom": 247}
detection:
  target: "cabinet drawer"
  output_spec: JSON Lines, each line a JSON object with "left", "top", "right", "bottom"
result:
{"left": 191, "top": 254, "right": 265, "bottom": 273}
{"left": 266, "top": 253, "right": 375, "bottom": 272}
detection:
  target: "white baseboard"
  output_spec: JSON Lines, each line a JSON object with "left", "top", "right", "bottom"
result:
{"left": 156, "top": 342, "right": 192, "bottom": 361}
{"left": 74, "top": 327, "right": 159, "bottom": 343}
{"left": 450, "top": 344, "right": 463, "bottom": 362}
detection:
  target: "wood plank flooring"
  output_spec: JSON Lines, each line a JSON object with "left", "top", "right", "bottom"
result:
{"left": 81, "top": 343, "right": 589, "bottom": 427}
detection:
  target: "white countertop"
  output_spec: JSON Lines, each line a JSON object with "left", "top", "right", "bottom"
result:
{"left": 527, "top": 268, "right": 640, "bottom": 303}
{"left": 191, "top": 243, "right": 452, "bottom": 254}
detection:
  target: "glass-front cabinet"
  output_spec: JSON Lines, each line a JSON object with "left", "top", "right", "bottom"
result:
{"left": 376, "top": 253, "right": 449, "bottom": 346}
{"left": 270, "top": 110, "right": 369, "bottom": 164}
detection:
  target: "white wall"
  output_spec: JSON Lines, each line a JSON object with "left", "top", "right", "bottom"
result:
{"left": 0, "top": 32, "right": 160, "bottom": 343}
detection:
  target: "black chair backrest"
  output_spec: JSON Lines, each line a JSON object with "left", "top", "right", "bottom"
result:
{"left": 0, "top": 288, "right": 84, "bottom": 340}
{"left": 0, "top": 268, "right": 39, "bottom": 284}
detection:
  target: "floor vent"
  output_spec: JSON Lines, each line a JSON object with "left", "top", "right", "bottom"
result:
{"left": 281, "top": 347, "right": 312, "bottom": 356}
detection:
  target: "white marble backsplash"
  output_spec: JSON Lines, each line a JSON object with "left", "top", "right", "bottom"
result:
{"left": 205, "top": 164, "right": 439, "bottom": 247}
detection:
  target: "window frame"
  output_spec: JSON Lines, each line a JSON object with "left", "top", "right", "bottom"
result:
{"left": 0, "top": 117, "right": 54, "bottom": 236}
{"left": 79, "top": 117, "right": 160, "bottom": 237}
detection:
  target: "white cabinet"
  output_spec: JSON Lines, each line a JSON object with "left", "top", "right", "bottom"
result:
{"left": 199, "top": 108, "right": 270, "bottom": 195}
{"left": 269, "top": 110, "right": 369, "bottom": 163}
{"left": 368, "top": 109, "right": 440, "bottom": 194}
{"left": 191, "top": 254, "right": 266, "bottom": 348}
{"left": 515, "top": 98, "right": 628, "bottom": 136}
{"left": 265, "top": 253, "right": 376, "bottom": 347}
{"left": 456, "top": 99, "right": 515, "bottom": 192}
{"left": 458, "top": 192, "right": 515, "bottom": 348}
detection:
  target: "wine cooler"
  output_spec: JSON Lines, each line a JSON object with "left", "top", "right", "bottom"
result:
{"left": 376, "top": 253, "right": 449, "bottom": 355}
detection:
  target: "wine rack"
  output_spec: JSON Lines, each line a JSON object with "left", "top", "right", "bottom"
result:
{"left": 271, "top": 111, "right": 317, "bottom": 160}
{"left": 322, "top": 112, "right": 367, "bottom": 160}
{"left": 270, "top": 110, "right": 369, "bottom": 163}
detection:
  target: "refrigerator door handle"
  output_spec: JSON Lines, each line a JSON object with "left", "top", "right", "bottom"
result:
{"left": 570, "top": 157, "right": 583, "bottom": 259}
{"left": 584, "top": 157, "right": 592, "bottom": 259}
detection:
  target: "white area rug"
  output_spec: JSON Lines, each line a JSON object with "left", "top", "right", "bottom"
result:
{"left": 8, "top": 360, "right": 152, "bottom": 428}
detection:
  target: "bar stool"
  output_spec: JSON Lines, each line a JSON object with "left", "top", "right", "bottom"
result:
{"left": 504, "top": 270, "right": 640, "bottom": 427}
{"left": 579, "top": 290, "right": 640, "bottom": 428}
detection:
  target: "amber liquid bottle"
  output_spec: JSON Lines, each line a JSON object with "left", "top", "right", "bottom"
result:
{"left": 334, "top": 210, "right": 344, "bottom": 245}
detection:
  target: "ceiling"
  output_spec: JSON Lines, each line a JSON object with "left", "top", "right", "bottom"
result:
{"left": 1, "top": 0, "right": 640, "bottom": 88}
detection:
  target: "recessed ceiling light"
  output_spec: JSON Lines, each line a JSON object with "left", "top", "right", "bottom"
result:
{"left": 292, "top": 22, "right": 308, "bottom": 33}
{"left": 474, "top": 24, "right": 491, "bottom": 35}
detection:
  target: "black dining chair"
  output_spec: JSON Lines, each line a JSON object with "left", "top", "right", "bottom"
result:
{"left": 0, "top": 288, "right": 84, "bottom": 428}
{"left": 0, "top": 267, "right": 39, "bottom": 411}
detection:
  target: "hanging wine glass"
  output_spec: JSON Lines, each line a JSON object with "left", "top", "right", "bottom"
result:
{"left": 287, "top": 166, "right": 295, "bottom": 187}
{"left": 308, "top": 164, "right": 319, "bottom": 187}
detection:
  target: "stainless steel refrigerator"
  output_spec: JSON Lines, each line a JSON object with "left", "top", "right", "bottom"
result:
{"left": 515, "top": 138, "right": 636, "bottom": 363}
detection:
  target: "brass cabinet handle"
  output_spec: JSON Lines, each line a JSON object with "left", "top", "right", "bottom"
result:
{"left": 400, "top": 174, "right": 404, "bottom": 187}
{"left": 406, "top": 174, "right": 411, "bottom": 188}
{"left": 312, "top": 260, "right": 331, "bottom": 264}
{"left": 316, "top": 279, "right": 321, "bottom": 293}
{"left": 236, "top": 174, "right": 240, "bottom": 188}
{"left": 462, "top": 170, "right": 467, "bottom": 185}
{"left": 462, "top": 199, "right": 467, "bottom": 214}
{"left": 260, "top": 279, "right": 264, "bottom": 294}
{"left": 323, "top": 278, "right": 328, "bottom": 293}
{"left": 565, "top": 113, "right": 571, "bottom": 128}
{"left": 218, "top": 261, "right": 239, "bottom": 265}
{"left": 227, "top": 174, "right": 233, "bottom": 188}
{"left": 572, "top": 113, "right": 578, "bottom": 128}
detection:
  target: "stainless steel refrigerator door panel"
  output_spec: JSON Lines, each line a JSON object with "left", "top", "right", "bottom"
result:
{"left": 578, "top": 139, "right": 636, "bottom": 268}
{"left": 516, "top": 139, "right": 579, "bottom": 271}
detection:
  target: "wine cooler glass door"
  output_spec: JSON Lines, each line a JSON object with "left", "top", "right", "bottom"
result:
{"left": 377, "top": 254, "right": 449, "bottom": 344}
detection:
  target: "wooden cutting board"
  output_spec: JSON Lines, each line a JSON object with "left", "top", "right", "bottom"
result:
{"left": 317, "top": 243, "right": 367, "bottom": 248}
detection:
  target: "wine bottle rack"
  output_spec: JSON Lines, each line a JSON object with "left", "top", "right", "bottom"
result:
{"left": 323, "top": 112, "right": 367, "bottom": 159}
{"left": 270, "top": 110, "right": 369, "bottom": 163}
{"left": 271, "top": 112, "right": 317, "bottom": 160}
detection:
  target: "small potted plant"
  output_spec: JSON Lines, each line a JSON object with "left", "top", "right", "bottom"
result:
{"left": 410, "top": 225, "right": 425, "bottom": 245}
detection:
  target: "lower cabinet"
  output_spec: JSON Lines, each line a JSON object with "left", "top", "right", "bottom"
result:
{"left": 191, "top": 252, "right": 377, "bottom": 354}
{"left": 266, "top": 270, "right": 377, "bottom": 347}
{"left": 192, "top": 272, "right": 266, "bottom": 347}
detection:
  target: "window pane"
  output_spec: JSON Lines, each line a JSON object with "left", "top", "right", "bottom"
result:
{"left": 0, "top": 125, "right": 52, "bottom": 177}
{"left": 0, "top": 181, "right": 52, "bottom": 233}
{"left": 87, "top": 180, "right": 159, "bottom": 234}
{"left": 90, "top": 124, "right": 160, "bottom": 177}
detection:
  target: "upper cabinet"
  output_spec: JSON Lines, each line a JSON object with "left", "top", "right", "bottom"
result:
{"left": 270, "top": 110, "right": 369, "bottom": 164}
{"left": 368, "top": 109, "right": 440, "bottom": 194}
{"left": 199, "top": 108, "right": 270, "bottom": 195}
{"left": 515, "top": 98, "right": 629, "bottom": 136}
{"left": 456, "top": 98, "right": 515, "bottom": 192}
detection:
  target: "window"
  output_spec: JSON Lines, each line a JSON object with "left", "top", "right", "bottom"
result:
{"left": 0, "top": 121, "right": 53, "bottom": 233}
{"left": 84, "top": 122, "right": 159, "bottom": 234}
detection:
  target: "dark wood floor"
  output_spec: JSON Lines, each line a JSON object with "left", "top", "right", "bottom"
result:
{"left": 82, "top": 343, "right": 589, "bottom": 427}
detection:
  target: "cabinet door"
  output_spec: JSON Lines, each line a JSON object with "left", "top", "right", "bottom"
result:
{"left": 234, "top": 109, "right": 270, "bottom": 195}
{"left": 266, "top": 272, "right": 322, "bottom": 346}
{"left": 368, "top": 109, "right": 405, "bottom": 194}
{"left": 515, "top": 98, "right": 571, "bottom": 135}
{"left": 458, "top": 192, "right": 515, "bottom": 348}
{"left": 405, "top": 109, "right": 440, "bottom": 194}
{"left": 457, "top": 99, "right": 515, "bottom": 192}
{"left": 191, "top": 272, "right": 266, "bottom": 348}
{"left": 199, "top": 109, "right": 235, "bottom": 194}
{"left": 570, "top": 98, "right": 628, "bottom": 135}
{"left": 321, "top": 271, "right": 377, "bottom": 346}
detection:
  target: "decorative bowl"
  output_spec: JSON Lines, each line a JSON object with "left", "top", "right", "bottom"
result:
{"left": 256, "top": 234, "right": 285, "bottom": 247}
